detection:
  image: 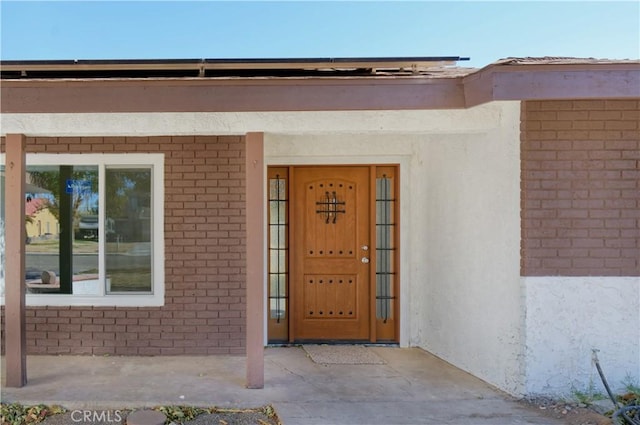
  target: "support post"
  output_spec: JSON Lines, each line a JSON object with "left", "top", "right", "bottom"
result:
{"left": 5, "top": 133, "right": 27, "bottom": 387}
{"left": 245, "top": 132, "right": 265, "bottom": 389}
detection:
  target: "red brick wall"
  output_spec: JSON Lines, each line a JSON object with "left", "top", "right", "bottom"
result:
{"left": 1, "top": 135, "right": 247, "bottom": 354}
{"left": 521, "top": 100, "right": 640, "bottom": 276}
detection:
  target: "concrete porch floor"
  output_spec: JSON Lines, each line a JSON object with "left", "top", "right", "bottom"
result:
{"left": 1, "top": 346, "right": 566, "bottom": 425}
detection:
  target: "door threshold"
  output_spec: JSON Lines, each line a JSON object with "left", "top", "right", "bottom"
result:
{"left": 267, "top": 341, "right": 399, "bottom": 347}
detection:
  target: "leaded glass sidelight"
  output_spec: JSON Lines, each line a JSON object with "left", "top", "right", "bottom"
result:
{"left": 376, "top": 171, "right": 397, "bottom": 325}
{"left": 268, "top": 168, "right": 289, "bottom": 341}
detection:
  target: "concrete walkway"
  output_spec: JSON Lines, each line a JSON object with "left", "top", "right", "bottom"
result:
{"left": 1, "top": 346, "right": 565, "bottom": 425}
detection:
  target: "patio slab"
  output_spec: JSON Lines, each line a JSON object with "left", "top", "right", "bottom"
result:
{"left": 1, "top": 346, "right": 567, "bottom": 424}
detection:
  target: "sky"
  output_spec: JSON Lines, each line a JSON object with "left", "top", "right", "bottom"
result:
{"left": 0, "top": 1, "right": 638, "bottom": 69}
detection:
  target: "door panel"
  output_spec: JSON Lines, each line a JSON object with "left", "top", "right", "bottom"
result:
{"left": 292, "top": 167, "right": 370, "bottom": 340}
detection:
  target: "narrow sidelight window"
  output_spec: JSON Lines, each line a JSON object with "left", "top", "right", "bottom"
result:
{"left": 375, "top": 166, "right": 397, "bottom": 339}
{"left": 268, "top": 167, "right": 289, "bottom": 341}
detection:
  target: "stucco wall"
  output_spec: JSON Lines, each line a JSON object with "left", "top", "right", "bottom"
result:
{"left": 417, "top": 104, "right": 523, "bottom": 395}
{"left": 0, "top": 109, "right": 504, "bottom": 137}
{"left": 524, "top": 276, "right": 640, "bottom": 395}
{"left": 264, "top": 101, "right": 524, "bottom": 394}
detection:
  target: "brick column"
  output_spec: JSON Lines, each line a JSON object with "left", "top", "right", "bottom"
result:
{"left": 245, "top": 132, "right": 264, "bottom": 388}
{"left": 5, "top": 133, "right": 27, "bottom": 387}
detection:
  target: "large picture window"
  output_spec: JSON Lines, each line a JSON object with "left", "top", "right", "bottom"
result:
{"left": 0, "top": 154, "right": 164, "bottom": 306}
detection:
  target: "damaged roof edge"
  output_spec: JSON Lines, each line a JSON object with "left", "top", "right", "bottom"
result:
{"left": 1, "top": 57, "right": 637, "bottom": 113}
{"left": 0, "top": 56, "right": 469, "bottom": 66}
{"left": 493, "top": 56, "right": 640, "bottom": 66}
{"left": 0, "top": 56, "right": 470, "bottom": 78}
{"left": 1, "top": 56, "right": 637, "bottom": 80}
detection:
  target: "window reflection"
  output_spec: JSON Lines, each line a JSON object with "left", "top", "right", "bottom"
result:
{"left": 23, "top": 165, "right": 99, "bottom": 294}
{"left": 105, "top": 168, "right": 152, "bottom": 293}
{"left": 13, "top": 165, "right": 153, "bottom": 295}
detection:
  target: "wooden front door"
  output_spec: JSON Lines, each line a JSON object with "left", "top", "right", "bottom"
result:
{"left": 291, "top": 166, "right": 371, "bottom": 341}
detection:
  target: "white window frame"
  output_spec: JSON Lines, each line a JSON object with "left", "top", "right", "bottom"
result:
{"left": 0, "top": 153, "right": 165, "bottom": 307}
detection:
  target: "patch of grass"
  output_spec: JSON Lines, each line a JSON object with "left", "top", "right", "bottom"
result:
{"left": 622, "top": 375, "right": 640, "bottom": 397}
{"left": 26, "top": 239, "right": 146, "bottom": 254}
{"left": 0, "top": 403, "right": 66, "bottom": 425}
{"left": 108, "top": 269, "right": 152, "bottom": 292}
{"left": 26, "top": 239, "right": 99, "bottom": 254}
{"left": 153, "top": 405, "right": 207, "bottom": 423}
{"left": 151, "top": 405, "right": 280, "bottom": 424}
{"left": 619, "top": 375, "right": 640, "bottom": 407}
{"left": 570, "top": 381, "right": 606, "bottom": 406}
{"left": 105, "top": 242, "right": 144, "bottom": 253}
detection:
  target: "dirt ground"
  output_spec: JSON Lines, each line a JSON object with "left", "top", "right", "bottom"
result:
{"left": 37, "top": 404, "right": 609, "bottom": 425}
{"left": 520, "top": 398, "right": 613, "bottom": 425}
{"left": 37, "top": 407, "right": 281, "bottom": 425}
{"left": 12, "top": 399, "right": 617, "bottom": 425}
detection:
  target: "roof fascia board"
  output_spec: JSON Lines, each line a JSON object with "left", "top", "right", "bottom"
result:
{"left": 462, "top": 69, "right": 494, "bottom": 107}
{"left": 464, "top": 63, "right": 640, "bottom": 107}
{"left": 0, "top": 78, "right": 467, "bottom": 113}
{"left": 0, "top": 76, "right": 458, "bottom": 87}
{"left": 2, "top": 63, "right": 638, "bottom": 113}
{"left": 492, "top": 68, "right": 640, "bottom": 101}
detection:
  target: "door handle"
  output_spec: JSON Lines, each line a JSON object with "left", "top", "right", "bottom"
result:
{"left": 361, "top": 257, "right": 370, "bottom": 264}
